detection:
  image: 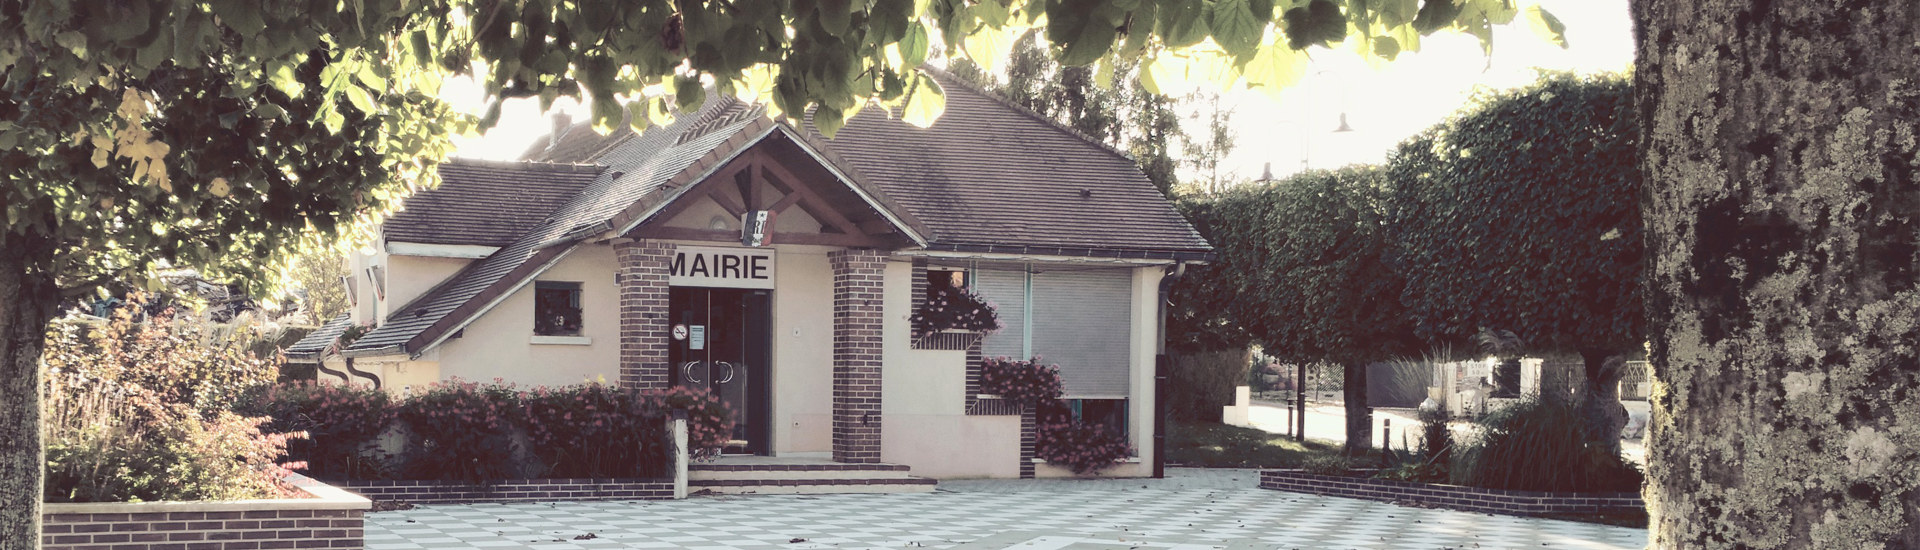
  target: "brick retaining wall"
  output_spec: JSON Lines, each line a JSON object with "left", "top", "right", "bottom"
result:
{"left": 42, "top": 474, "right": 369, "bottom": 550}
{"left": 337, "top": 478, "right": 675, "bottom": 504}
{"left": 1259, "top": 469, "right": 1643, "bottom": 517}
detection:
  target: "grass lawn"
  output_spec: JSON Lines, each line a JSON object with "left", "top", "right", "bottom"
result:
{"left": 1165, "top": 421, "right": 1351, "bottom": 468}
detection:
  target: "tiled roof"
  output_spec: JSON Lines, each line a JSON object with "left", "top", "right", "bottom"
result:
{"left": 818, "top": 68, "right": 1211, "bottom": 255}
{"left": 350, "top": 80, "right": 1211, "bottom": 358}
{"left": 382, "top": 159, "right": 603, "bottom": 247}
{"left": 285, "top": 313, "right": 352, "bottom": 362}
{"left": 344, "top": 97, "right": 771, "bottom": 357}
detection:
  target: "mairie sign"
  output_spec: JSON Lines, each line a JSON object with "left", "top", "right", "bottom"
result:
{"left": 669, "top": 246, "right": 776, "bottom": 289}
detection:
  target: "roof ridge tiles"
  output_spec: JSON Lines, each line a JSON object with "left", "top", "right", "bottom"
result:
{"left": 446, "top": 157, "right": 607, "bottom": 173}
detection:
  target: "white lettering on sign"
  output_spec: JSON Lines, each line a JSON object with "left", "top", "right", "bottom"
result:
{"left": 668, "top": 246, "right": 777, "bottom": 289}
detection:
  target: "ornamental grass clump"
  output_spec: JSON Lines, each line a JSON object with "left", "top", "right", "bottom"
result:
{"left": 1450, "top": 397, "right": 1643, "bottom": 493}
{"left": 42, "top": 297, "right": 295, "bottom": 502}
{"left": 911, "top": 286, "right": 1003, "bottom": 335}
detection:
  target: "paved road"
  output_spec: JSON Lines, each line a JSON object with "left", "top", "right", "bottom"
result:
{"left": 1241, "top": 402, "right": 1650, "bottom": 464}
{"left": 365, "top": 468, "right": 1647, "bottom": 550}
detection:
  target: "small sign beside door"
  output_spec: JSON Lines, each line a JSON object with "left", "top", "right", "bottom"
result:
{"left": 669, "top": 246, "right": 776, "bottom": 289}
{"left": 689, "top": 325, "right": 706, "bottom": 350}
{"left": 672, "top": 324, "right": 689, "bottom": 341}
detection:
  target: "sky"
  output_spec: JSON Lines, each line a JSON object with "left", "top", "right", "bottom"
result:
{"left": 441, "top": 0, "right": 1636, "bottom": 182}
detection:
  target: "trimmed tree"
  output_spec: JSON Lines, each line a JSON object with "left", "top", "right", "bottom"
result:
{"left": 1178, "top": 166, "right": 1418, "bottom": 454}
{"left": 1385, "top": 72, "right": 1641, "bottom": 447}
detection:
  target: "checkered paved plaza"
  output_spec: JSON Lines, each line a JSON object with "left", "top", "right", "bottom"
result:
{"left": 365, "top": 469, "right": 1646, "bottom": 550}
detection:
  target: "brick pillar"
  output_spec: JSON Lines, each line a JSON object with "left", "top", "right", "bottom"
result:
{"left": 830, "top": 249, "right": 887, "bottom": 463}
{"left": 617, "top": 239, "right": 675, "bottom": 389}
{"left": 1020, "top": 407, "right": 1037, "bottom": 478}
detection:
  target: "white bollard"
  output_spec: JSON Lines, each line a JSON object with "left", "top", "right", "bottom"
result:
{"left": 671, "top": 410, "right": 689, "bottom": 499}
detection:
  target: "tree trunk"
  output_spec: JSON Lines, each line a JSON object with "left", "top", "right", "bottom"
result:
{"left": 1635, "top": 1, "right": 1920, "bottom": 546}
{"left": 1342, "top": 362, "right": 1370, "bottom": 456}
{"left": 1576, "top": 349, "right": 1628, "bottom": 457}
{"left": 1, "top": 233, "right": 59, "bottom": 550}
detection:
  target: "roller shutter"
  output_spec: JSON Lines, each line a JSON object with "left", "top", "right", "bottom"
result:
{"left": 1031, "top": 269, "right": 1134, "bottom": 397}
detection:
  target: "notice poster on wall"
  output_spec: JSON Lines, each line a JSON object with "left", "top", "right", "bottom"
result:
{"left": 669, "top": 246, "right": 777, "bottom": 289}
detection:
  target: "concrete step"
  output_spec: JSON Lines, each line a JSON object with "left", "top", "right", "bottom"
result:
{"left": 688, "top": 476, "right": 938, "bottom": 495}
{"left": 689, "top": 462, "right": 915, "bottom": 481}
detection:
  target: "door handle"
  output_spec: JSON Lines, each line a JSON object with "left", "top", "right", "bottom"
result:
{"left": 680, "top": 361, "right": 706, "bottom": 384}
{"left": 715, "top": 361, "right": 737, "bottom": 384}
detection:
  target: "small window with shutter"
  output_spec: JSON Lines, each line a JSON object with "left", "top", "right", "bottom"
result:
{"left": 534, "top": 281, "right": 583, "bottom": 336}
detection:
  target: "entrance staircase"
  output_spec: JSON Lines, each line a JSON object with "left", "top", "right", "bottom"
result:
{"left": 688, "top": 457, "right": 937, "bottom": 495}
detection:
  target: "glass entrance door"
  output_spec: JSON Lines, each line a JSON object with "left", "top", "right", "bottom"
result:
{"left": 668, "top": 287, "right": 772, "bottom": 455}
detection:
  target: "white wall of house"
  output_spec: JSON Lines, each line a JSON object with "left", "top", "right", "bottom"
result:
{"left": 432, "top": 242, "right": 623, "bottom": 388}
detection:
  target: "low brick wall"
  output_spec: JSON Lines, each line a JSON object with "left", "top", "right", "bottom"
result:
{"left": 337, "top": 478, "right": 675, "bottom": 504}
{"left": 42, "top": 474, "right": 369, "bottom": 550}
{"left": 1260, "top": 469, "right": 1643, "bottom": 517}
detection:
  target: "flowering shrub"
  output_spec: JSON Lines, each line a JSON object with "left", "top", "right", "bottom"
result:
{"left": 524, "top": 383, "right": 647, "bottom": 477}
{"left": 979, "top": 357, "right": 1064, "bottom": 407}
{"left": 1034, "top": 400, "right": 1134, "bottom": 475}
{"left": 640, "top": 385, "right": 736, "bottom": 461}
{"left": 398, "top": 378, "right": 522, "bottom": 482}
{"left": 911, "top": 286, "right": 1003, "bottom": 335}
{"left": 980, "top": 357, "right": 1131, "bottom": 475}
{"left": 42, "top": 297, "right": 293, "bottom": 502}
{"left": 244, "top": 381, "right": 398, "bottom": 480}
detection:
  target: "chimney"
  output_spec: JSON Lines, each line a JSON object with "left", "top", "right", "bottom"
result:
{"left": 548, "top": 111, "right": 572, "bottom": 151}
{"left": 1260, "top": 162, "right": 1274, "bottom": 181}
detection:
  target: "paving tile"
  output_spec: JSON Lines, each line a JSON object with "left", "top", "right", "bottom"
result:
{"left": 367, "top": 469, "right": 1645, "bottom": 550}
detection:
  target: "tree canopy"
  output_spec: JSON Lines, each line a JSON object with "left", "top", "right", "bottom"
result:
{"left": 1385, "top": 71, "right": 1641, "bottom": 355}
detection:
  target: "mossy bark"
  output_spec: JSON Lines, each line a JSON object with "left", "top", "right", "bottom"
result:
{"left": 1634, "top": 1, "right": 1920, "bottom": 546}
{"left": 0, "top": 233, "right": 57, "bottom": 550}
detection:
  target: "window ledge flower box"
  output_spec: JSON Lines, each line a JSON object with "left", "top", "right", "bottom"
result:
{"left": 912, "top": 330, "right": 981, "bottom": 351}
{"left": 531, "top": 335, "right": 592, "bottom": 346}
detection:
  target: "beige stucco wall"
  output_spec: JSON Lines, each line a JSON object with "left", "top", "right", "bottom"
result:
{"left": 431, "top": 242, "right": 623, "bottom": 387}
{"left": 878, "top": 259, "right": 1025, "bottom": 478}
{"left": 758, "top": 243, "right": 836, "bottom": 455}
{"left": 384, "top": 255, "right": 470, "bottom": 314}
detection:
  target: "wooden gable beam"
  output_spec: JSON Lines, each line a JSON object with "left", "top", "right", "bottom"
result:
{"left": 757, "top": 160, "right": 865, "bottom": 236}
{"left": 628, "top": 159, "right": 753, "bottom": 235}
{"left": 768, "top": 190, "right": 803, "bottom": 214}
{"left": 708, "top": 184, "right": 746, "bottom": 218}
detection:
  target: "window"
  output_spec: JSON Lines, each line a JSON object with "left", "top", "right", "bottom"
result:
{"left": 926, "top": 268, "right": 966, "bottom": 292}
{"left": 534, "top": 282, "right": 583, "bottom": 336}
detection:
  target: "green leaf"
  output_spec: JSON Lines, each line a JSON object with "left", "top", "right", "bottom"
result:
{"left": 342, "top": 85, "right": 376, "bottom": 114}
{"left": 1207, "top": 0, "right": 1265, "bottom": 59}
{"left": 1525, "top": 5, "right": 1568, "bottom": 49}
{"left": 1051, "top": 1, "right": 1117, "bottom": 66}
{"left": 819, "top": 0, "right": 853, "bottom": 35}
{"left": 900, "top": 22, "right": 930, "bottom": 68}
{"left": 675, "top": 74, "right": 706, "bottom": 113}
{"left": 1157, "top": 0, "right": 1210, "bottom": 49}
{"left": 1372, "top": 35, "right": 1401, "bottom": 60}
{"left": 814, "top": 105, "right": 847, "bottom": 137}
{"left": 1241, "top": 39, "right": 1304, "bottom": 100}
{"left": 900, "top": 72, "right": 946, "bottom": 128}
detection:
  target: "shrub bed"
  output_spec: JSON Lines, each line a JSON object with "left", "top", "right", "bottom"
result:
{"left": 245, "top": 378, "right": 733, "bottom": 483}
{"left": 982, "top": 357, "right": 1132, "bottom": 475}
{"left": 42, "top": 300, "right": 293, "bottom": 503}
